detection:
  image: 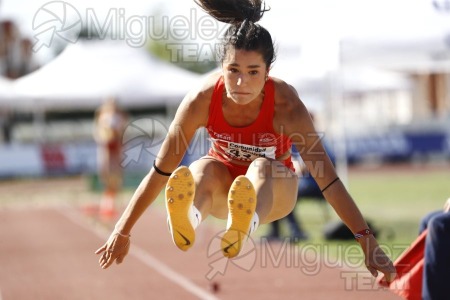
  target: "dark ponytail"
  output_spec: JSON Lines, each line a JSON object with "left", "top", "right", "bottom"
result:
{"left": 194, "top": 0, "right": 276, "bottom": 68}
{"left": 194, "top": 0, "right": 266, "bottom": 24}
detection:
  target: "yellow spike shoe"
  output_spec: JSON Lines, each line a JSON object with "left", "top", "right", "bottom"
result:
{"left": 221, "top": 176, "right": 257, "bottom": 258}
{"left": 165, "top": 166, "right": 196, "bottom": 251}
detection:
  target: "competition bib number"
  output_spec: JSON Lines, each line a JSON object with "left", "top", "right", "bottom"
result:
{"left": 214, "top": 139, "right": 276, "bottom": 161}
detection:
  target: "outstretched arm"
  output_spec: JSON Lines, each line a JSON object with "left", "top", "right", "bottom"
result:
{"left": 95, "top": 80, "right": 212, "bottom": 269}
{"left": 274, "top": 80, "right": 396, "bottom": 283}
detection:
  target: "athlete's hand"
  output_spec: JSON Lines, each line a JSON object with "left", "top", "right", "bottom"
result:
{"left": 358, "top": 235, "right": 397, "bottom": 283}
{"left": 95, "top": 231, "right": 130, "bottom": 269}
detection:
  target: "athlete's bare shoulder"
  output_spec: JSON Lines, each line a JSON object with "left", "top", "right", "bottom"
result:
{"left": 270, "top": 76, "right": 310, "bottom": 133}
{"left": 270, "top": 76, "right": 304, "bottom": 110}
{"left": 174, "top": 71, "right": 222, "bottom": 128}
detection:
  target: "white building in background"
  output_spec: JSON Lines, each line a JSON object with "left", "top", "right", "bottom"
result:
{"left": 340, "top": 34, "right": 450, "bottom": 126}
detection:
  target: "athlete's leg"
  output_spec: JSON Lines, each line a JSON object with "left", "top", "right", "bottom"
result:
{"left": 189, "top": 157, "right": 234, "bottom": 220}
{"left": 99, "top": 147, "right": 119, "bottom": 218}
{"left": 221, "top": 158, "right": 298, "bottom": 257}
{"left": 246, "top": 158, "right": 298, "bottom": 224}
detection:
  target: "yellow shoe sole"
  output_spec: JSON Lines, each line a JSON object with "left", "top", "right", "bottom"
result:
{"left": 165, "top": 166, "right": 196, "bottom": 251}
{"left": 221, "top": 176, "right": 257, "bottom": 258}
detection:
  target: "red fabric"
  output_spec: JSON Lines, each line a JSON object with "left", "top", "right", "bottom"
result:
{"left": 206, "top": 151, "right": 249, "bottom": 178}
{"left": 206, "top": 77, "right": 293, "bottom": 171}
{"left": 378, "top": 229, "right": 427, "bottom": 300}
{"left": 107, "top": 141, "right": 121, "bottom": 154}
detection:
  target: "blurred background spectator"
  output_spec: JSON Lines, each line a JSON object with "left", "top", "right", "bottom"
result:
{"left": 0, "top": 19, "right": 39, "bottom": 79}
{"left": 419, "top": 197, "right": 450, "bottom": 300}
{"left": 92, "top": 97, "right": 128, "bottom": 219}
{"left": 0, "top": 18, "right": 40, "bottom": 146}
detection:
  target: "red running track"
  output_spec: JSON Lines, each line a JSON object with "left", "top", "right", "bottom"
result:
{"left": 0, "top": 202, "right": 401, "bottom": 300}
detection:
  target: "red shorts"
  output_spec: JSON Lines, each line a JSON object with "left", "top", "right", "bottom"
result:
{"left": 218, "top": 158, "right": 250, "bottom": 179}
{"left": 107, "top": 141, "right": 121, "bottom": 153}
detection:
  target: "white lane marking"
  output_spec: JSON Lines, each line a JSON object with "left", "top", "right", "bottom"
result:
{"left": 57, "top": 207, "right": 219, "bottom": 300}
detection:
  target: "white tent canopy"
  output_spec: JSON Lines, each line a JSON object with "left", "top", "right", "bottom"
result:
{"left": 339, "top": 67, "right": 412, "bottom": 93}
{"left": 342, "top": 38, "right": 450, "bottom": 74}
{"left": 9, "top": 40, "right": 201, "bottom": 111}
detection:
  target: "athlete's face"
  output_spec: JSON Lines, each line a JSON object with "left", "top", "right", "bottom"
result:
{"left": 222, "top": 48, "right": 268, "bottom": 105}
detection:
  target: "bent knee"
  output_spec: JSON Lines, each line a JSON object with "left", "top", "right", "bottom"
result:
{"left": 249, "top": 157, "right": 272, "bottom": 168}
{"left": 248, "top": 158, "right": 293, "bottom": 178}
{"left": 245, "top": 158, "right": 270, "bottom": 178}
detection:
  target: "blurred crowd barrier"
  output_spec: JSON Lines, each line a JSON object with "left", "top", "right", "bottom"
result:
{"left": 345, "top": 130, "right": 450, "bottom": 164}
{"left": 0, "top": 128, "right": 449, "bottom": 178}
